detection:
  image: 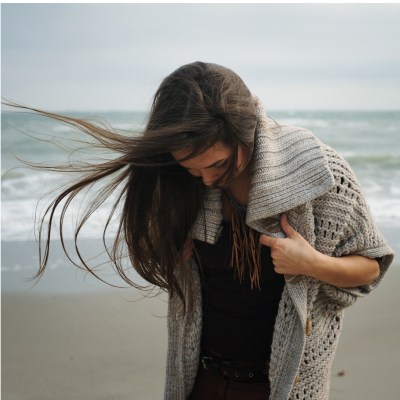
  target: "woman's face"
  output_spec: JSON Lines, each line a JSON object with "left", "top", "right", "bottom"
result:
{"left": 171, "top": 141, "right": 248, "bottom": 188}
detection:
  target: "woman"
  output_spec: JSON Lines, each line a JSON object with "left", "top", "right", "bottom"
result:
{"left": 12, "top": 62, "right": 393, "bottom": 399}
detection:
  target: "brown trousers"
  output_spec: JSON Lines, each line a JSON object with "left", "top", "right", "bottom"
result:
{"left": 188, "top": 367, "right": 271, "bottom": 400}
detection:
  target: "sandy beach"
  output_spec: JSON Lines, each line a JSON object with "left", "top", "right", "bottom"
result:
{"left": 2, "top": 291, "right": 168, "bottom": 400}
{"left": 2, "top": 239, "right": 169, "bottom": 400}
{"left": 2, "top": 238, "right": 399, "bottom": 400}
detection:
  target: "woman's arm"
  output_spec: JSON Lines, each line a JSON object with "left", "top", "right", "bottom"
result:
{"left": 260, "top": 214, "right": 380, "bottom": 288}
{"left": 306, "top": 253, "right": 379, "bottom": 288}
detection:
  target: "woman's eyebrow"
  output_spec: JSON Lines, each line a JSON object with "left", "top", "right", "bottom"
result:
{"left": 180, "top": 159, "right": 226, "bottom": 169}
{"left": 205, "top": 159, "right": 226, "bottom": 168}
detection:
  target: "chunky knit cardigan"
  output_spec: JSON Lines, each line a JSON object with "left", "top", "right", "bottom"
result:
{"left": 164, "top": 100, "right": 394, "bottom": 400}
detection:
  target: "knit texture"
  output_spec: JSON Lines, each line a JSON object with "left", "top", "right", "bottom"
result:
{"left": 164, "top": 100, "right": 394, "bottom": 400}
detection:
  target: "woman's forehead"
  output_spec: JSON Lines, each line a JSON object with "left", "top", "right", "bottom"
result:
{"left": 171, "top": 142, "right": 231, "bottom": 168}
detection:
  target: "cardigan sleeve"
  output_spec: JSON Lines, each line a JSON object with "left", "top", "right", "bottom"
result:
{"left": 331, "top": 184, "right": 394, "bottom": 297}
{"left": 320, "top": 150, "right": 394, "bottom": 307}
{"left": 312, "top": 145, "right": 394, "bottom": 308}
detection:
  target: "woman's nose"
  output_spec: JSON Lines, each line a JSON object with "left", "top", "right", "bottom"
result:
{"left": 188, "top": 169, "right": 215, "bottom": 186}
{"left": 188, "top": 169, "right": 201, "bottom": 177}
{"left": 200, "top": 171, "right": 216, "bottom": 186}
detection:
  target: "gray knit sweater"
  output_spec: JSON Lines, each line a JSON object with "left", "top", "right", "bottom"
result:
{"left": 164, "top": 100, "right": 394, "bottom": 400}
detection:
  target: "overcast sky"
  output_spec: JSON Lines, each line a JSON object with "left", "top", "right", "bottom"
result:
{"left": 2, "top": 3, "right": 400, "bottom": 111}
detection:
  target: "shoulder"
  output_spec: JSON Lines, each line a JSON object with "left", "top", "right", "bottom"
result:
{"left": 317, "top": 143, "right": 364, "bottom": 207}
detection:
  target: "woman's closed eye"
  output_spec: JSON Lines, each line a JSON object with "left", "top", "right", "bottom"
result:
{"left": 213, "top": 161, "right": 227, "bottom": 170}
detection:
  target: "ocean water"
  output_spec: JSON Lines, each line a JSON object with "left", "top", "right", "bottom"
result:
{"left": 2, "top": 110, "right": 399, "bottom": 286}
{"left": 2, "top": 110, "right": 147, "bottom": 242}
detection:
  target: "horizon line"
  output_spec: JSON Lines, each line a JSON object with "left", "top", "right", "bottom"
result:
{"left": 2, "top": 108, "right": 400, "bottom": 114}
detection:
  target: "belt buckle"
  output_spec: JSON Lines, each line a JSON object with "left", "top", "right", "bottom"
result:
{"left": 201, "top": 356, "right": 214, "bottom": 370}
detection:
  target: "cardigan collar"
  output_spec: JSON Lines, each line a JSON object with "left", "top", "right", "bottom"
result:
{"left": 190, "top": 98, "right": 335, "bottom": 244}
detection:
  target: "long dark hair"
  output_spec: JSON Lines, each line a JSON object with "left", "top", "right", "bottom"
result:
{"left": 5, "top": 61, "right": 257, "bottom": 312}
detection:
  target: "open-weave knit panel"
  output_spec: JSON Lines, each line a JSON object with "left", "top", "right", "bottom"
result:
{"left": 269, "top": 280, "right": 343, "bottom": 400}
{"left": 314, "top": 143, "right": 393, "bottom": 298}
{"left": 290, "top": 300, "right": 344, "bottom": 400}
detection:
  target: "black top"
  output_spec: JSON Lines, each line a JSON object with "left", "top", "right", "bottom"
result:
{"left": 194, "top": 220, "right": 285, "bottom": 364}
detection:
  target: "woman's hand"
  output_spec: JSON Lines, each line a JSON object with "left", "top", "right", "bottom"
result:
{"left": 260, "top": 214, "right": 380, "bottom": 287}
{"left": 259, "top": 214, "right": 317, "bottom": 276}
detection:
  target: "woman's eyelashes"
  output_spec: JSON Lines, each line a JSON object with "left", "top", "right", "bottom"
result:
{"left": 214, "top": 161, "right": 227, "bottom": 170}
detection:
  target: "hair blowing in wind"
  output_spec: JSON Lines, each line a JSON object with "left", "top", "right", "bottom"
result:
{"left": 4, "top": 62, "right": 258, "bottom": 312}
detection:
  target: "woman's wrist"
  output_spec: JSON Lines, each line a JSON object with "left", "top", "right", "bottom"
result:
{"left": 306, "top": 251, "right": 340, "bottom": 283}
